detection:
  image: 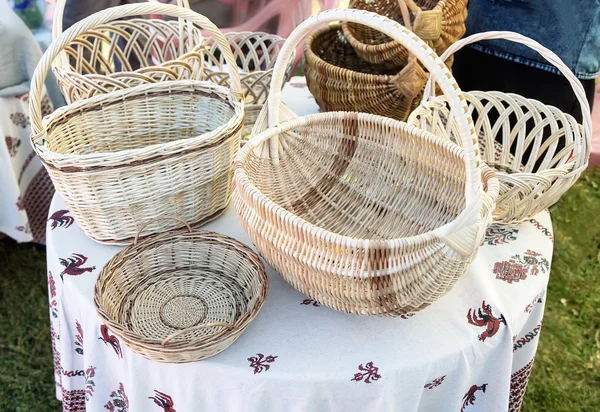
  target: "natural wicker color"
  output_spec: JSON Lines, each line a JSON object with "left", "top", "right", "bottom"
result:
{"left": 234, "top": 10, "right": 498, "bottom": 316}
{"left": 201, "top": 31, "right": 293, "bottom": 135}
{"left": 304, "top": 23, "right": 428, "bottom": 121}
{"left": 29, "top": 3, "right": 244, "bottom": 244}
{"left": 409, "top": 31, "right": 591, "bottom": 223}
{"left": 94, "top": 219, "right": 269, "bottom": 363}
{"left": 51, "top": 0, "right": 206, "bottom": 103}
{"left": 342, "top": 0, "right": 467, "bottom": 68}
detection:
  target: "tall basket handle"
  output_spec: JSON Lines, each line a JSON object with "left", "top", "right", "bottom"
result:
{"left": 31, "top": 3, "right": 243, "bottom": 136}
{"left": 265, "top": 9, "right": 483, "bottom": 204}
{"left": 421, "top": 31, "right": 592, "bottom": 170}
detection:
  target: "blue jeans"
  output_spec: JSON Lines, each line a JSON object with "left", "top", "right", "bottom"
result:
{"left": 465, "top": 0, "right": 600, "bottom": 80}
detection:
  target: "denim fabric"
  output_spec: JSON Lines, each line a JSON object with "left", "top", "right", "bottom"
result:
{"left": 465, "top": 0, "right": 600, "bottom": 79}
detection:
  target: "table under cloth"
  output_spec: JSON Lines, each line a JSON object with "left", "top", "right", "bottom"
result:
{"left": 46, "top": 79, "right": 554, "bottom": 412}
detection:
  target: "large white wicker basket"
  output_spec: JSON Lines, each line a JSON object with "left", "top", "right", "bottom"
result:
{"left": 233, "top": 9, "right": 499, "bottom": 316}
{"left": 30, "top": 4, "right": 244, "bottom": 244}
{"left": 409, "top": 32, "right": 591, "bottom": 223}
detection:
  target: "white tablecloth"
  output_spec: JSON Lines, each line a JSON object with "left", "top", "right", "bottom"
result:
{"left": 46, "top": 79, "right": 553, "bottom": 412}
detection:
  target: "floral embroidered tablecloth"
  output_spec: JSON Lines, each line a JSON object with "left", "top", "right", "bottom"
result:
{"left": 45, "top": 78, "right": 553, "bottom": 412}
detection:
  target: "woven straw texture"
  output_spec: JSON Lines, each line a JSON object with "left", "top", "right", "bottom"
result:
{"left": 234, "top": 9, "right": 498, "bottom": 316}
{"left": 201, "top": 31, "right": 293, "bottom": 135}
{"left": 51, "top": 0, "right": 206, "bottom": 103}
{"left": 29, "top": 3, "right": 245, "bottom": 244}
{"left": 409, "top": 31, "right": 591, "bottom": 223}
{"left": 343, "top": 0, "right": 467, "bottom": 68}
{"left": 304, "top": 24, "right": 428, "bottom": 121}
{"left": 94, "top": 222, "right": 269, "bottom": 363}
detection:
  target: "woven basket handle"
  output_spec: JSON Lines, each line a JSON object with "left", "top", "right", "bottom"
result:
{"left": 266, "top": 9, "right": 482, "bottom": 203}
{"left": 161, "top": 322, "right": 233, "bottom": 346}
{"left": 31, "top": 3, "right": 243, "bottom": 135}
{"left": 133, "top": 216, "right": 193, "bottom": 245}
{"left": 421, "top": 31, "right": 592, "bottom": 165}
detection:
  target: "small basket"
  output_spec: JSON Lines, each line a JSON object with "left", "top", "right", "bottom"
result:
{"left": 342, "top": 0, "right": 467, "bottom": 69}
{"left": 200, "top": 31, "right": 294, "bottom": 135}
{"left": 29, "top": 3, "right": 245, "bottom": 244}
{"left": 51, "top": 0, "right": 205, "bottom": 103}
{"left": 234, "top": 10, "right": 498, "bottom": 316}
{"left": 409, "top": 32, "right": 592, "bottom": 223}
{"left": 94, "top": 217, "right": 269, "bottom": 363}
{"left": 304, "top": 23, "right": 428, "bottom": 121}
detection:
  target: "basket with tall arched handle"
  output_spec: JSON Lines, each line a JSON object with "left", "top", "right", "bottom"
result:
{"left": 409, "top": 31, "right": 591, "bottom": 223}
{"left": 342, "top": 0, "right": 468, "bottom": 69}
{"left": 30, "top": 3, "right": 245, "bottom": 244}
{"left": 50, "top": 0, "right": 209, "bottom": 103}
{"left": 233, "top": 9, "right": 499, "bottom": 316}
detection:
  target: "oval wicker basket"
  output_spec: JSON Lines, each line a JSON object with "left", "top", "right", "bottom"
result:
{"left": 234, "top": 9, "right": 499, "bottom": 316}
{"left": 342, "top": 0, "right": 467, "bottom": 69}
{"left": 409, "top": 32, "right": 592, "bottom": 223}
{"left": 200, "top": 31, "right": 294, "bottom": 135}
{"left": 304, "top": 23, "right": 428, "bottom": 122}
{"left": 29, "top": 3, "right": 244, "bottom": 244}
{"left": 51, "top": 0, "right": 207, "bottom": 103}
{"left": 94, "top": 218, "right": 269, "bottom": 363}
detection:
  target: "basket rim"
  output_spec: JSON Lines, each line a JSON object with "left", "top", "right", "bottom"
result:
{"left": 235, "top": 111, "right": 494, "bottom": 251}
{"left": 94, "top": 228, "right": 269, "bottom": 347}
{"left": 33, "top": 79, "right": 244, "bottom": 166}
{"left": 304, "top": 23, "right": 400, "bottom": 82}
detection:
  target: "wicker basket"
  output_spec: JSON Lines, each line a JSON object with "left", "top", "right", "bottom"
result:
{"left": 51, "top": 0, "right": 208, "bottom": 103}
{"left": 342, "top": 0, "right": 467, "bottom": 69}
{"left": 94, "top": 218, "right": 269, "bottom": 363}
{"left": 200, "top": 31, "right": 293, "bottom": 135}
{"left": 304, "top": 23, "right": 428, "bottom": 122}
{"left": 234, "top": 9, "right": 499, "bottom": 316}
{"left": 409, "top": 32, "right": 591, "bottom": 223}
{"left": 29, "top": 3, "right": 244, "bottom": 244}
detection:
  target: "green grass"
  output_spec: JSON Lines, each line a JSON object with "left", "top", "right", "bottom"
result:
{"left": 1, "top": 168, "right": 599, "bottom": 411}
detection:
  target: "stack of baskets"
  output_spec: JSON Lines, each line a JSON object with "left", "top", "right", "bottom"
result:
{"left": 304, "top": 0, "right": 468, "bottom": 121}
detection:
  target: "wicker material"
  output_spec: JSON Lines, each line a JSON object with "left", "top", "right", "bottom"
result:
{"left": 234, "top": 10, "right": 498, "bottom": 316}
{"left": 343, "top": 0, "right": 467, "bottom": 68}
{"left": 29, "top": 4, "right": 244, "bottom": 244}
{"left": 201, "top": 31, "right": 293, "bottom": 135}
{"left": 409, "top": 32, "right": 591, "bottom": 223}
{"left": 51, "top": 0, "right": 208, "bottom": 103}
{"left": 94, "top": 219, "right": 269, "bottom": 363}
{"left": 304, "top": 24, "right": 428, "bottom": 121}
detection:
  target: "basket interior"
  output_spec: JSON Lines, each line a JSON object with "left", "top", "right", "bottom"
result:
{"left": 309, "top": 26, "right": 398, "bottom": 75}
{"left": 98, "top": 233, "right": 266, "bottom": 343}
{"left": 44, "top": 85, "right": 238, "bottom": 155}
{"left": 245, "top": 115, "right": 467, "bottom": 239}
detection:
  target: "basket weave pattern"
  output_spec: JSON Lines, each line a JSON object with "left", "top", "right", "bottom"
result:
{"left": 94, "top": 228, "right": 269, "bottom": 363}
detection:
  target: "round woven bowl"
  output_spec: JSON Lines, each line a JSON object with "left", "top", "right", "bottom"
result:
{"left": 304, "top": 24, "right": 427, "bottom": 122}
{"left": 94, "top": 220, "right": 269, "bottom": 363}
{"left": 342, "top": 0, "right": 467, "bottom": 69}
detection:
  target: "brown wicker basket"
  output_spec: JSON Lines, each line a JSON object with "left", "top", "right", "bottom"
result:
{"left": 342, "top": 0, "right": 467, "bottom": 69}
{"left": 94, "top": 218, "right": 269, "bottom": 363}
{"left": 304, "top": 23, "right": 428, "bottom": 121}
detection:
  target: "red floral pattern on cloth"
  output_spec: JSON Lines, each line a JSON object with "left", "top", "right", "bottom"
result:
{"left": 16, "top": 223, "right": 30, "bottom": 233}
{"left": 17, "top": 150, "right": 35, "bottom": 185}
{"left": 149, "top": 390, "right": 177, "bottom": 412}
{"left": 75, "top": 320, "right": 84, "bottom": 355}
{"left": 494, "top": 250, "right": 549, "bottom": 284}
{"left": 15, "top": 196, "right": 25, "bottom": 211}
{"left": 484, "top": 227, "right": 519, "bottom": 246}
{"left": 301, "top": 298, "right": 320, "bottom": 307}
{"left": 351, "top": 362, "right": 382, "bottom": 384}
{"left": 508, "top": 360, "right": 535, "bottom": 412}
{"left": 467, "top": 301, "right": 506, "bottom": 342}
{"left": 248, "top": 353, "right": 277, "bottom": 374}
{"left": 59, "top": 253, "right": 96, "bottom": 281}
{"left": 84, "top": 366, "right": 96, "bottom": 401}
{"left": 424, "top": 375, "right": 446, "bottom": 389}
{"left": 5, "top": 136, "right": 21, "bottom": 157}
{"left": 100, "top": 325, "right": 123, "bottom": 359}
{"left": 51, "top": 323, "right": 62, "bottom": 378}
{"left": 513, "top": 324, "right": 542, "bottom": 352}
{"left": 105, "top": 382, "right": 129, "bottom": 412}
{"left": 62, "top": 388, "right": 86, "bottom": 412}
{"left": 10, "top": 112, "right": 29, "bottom": 128}
{"left": 461, "top": 383, "right": 487, "bottom": 412}
{"left": 524, "top": 294, "right": 543, "bottom": 314}
{"left": 48, "top": 271, "right": 57, "bottom": 298}
{"left": 529, "top": 219, "right": 554, "bottom": 243}
{"left": 49, "top": 210, "right": 75, "bottom": 230}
